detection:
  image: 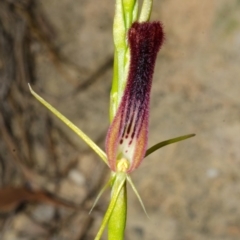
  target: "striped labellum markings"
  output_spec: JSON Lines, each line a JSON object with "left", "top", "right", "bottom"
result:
{"left": 106, "top": 21, "right": 164, "bottom": 173}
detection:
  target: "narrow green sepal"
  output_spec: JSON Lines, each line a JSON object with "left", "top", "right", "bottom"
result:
{"left": 111, "top": 0, "right": 138, "bottom": 120}
{"left": 145, "top": 133, "right": 196, "bottom": 158}
{"left": 123, "top": 0, "right": 136, "bottom": 29}
{"left": 28, "top": 84, "right": 108, "bottom": 164}
{"left": 132, "top": 0, "right": 139, "bottom": 23}
{"left": 89, "top": 175, "right": 116, "bottom": 214}
{"left": 139, "top": 0, "right": 153, "bottom": 22}
{"left": 113, "top": 0, "right": 126, "bottom": 50}
{"left": 110, "top": 51, "right": 119, "bottom": 122}
{"left": 127, "top": 175, "right": 149, "bottom": 218}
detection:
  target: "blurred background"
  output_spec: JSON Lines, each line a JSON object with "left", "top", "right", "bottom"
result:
{"left": 0, "top": 0, "right": 240, "bottom": 239}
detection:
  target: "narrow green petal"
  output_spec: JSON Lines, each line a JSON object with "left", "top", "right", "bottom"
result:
{"left": 139, "top": 0, "right": 153, "bottom": 22}
{"left": 28, "top": 84, "right": 107, "bottom": 164}
{"left": 89, "top": 175, "right": 116, "bottom": 214}
{"left": 145, "top": 133, "right": 196, "bottom": 158}
{"left": 132, "top": 0, "right": 139, "bottom": 23}
{"left": 127, "top": 175, "right": 149, "bottom": 218}
{"left": 94, "top": 173, "right": 126, "bottom": 240}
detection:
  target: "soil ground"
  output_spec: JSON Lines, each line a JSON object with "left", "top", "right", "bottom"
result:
{"left": 1, "top": 0, "right": 240, "bottom": 239}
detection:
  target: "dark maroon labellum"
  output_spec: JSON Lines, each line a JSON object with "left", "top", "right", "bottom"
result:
{"left": 120, "top": 21, "right": 164, "bottom": 146}
{"left": 106, "top": 21, "right": 164, "bottom": 173}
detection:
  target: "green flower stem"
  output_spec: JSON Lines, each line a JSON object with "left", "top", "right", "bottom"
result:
{"left": 95, "top": 173, "right": 126, "bottom": 240}
{"left": 108, "top": 173, "right": 127, "bottom": 240}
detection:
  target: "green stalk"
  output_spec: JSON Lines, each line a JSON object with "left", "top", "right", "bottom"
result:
{"left": 107, "top": 1, "right": 154, "bottom": 239}
{"left": 108, "top": 175, "right": 127, "bottom": 240}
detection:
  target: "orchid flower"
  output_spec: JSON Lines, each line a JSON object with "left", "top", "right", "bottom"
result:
{"left": 29, "top": 1, "right": 195, "bottom": 239}
{"left": 106, "top": 22, "right": 163, "bottom": 174}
